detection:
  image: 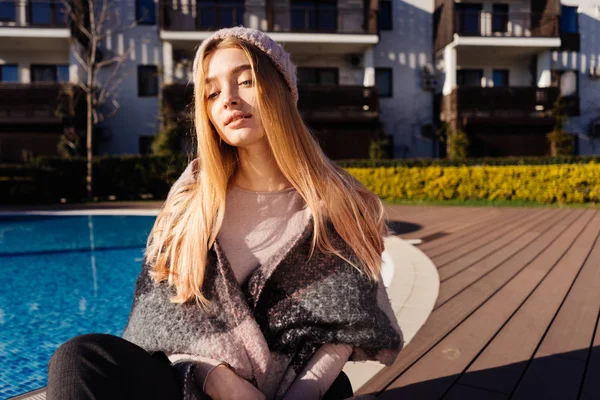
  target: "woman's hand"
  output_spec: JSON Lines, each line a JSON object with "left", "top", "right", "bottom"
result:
{"left": 203, "top": 364, "right": 266, "bottom": 400}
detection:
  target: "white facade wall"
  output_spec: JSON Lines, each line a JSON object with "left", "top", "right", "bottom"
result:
{"left": 554, "top": 0, "right": 600, "bottom": 155}
{"left": 374, "top": 0, "right": 436, "bottom": 158}
{"left": 94, "top": 0, "right": 163, "bottom": 155}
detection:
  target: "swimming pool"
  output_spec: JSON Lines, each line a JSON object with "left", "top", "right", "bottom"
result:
{"left": 0, "top": 214, "right": 156, "bottom": 399}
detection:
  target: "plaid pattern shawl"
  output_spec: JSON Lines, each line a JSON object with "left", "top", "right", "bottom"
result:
{"left": 122, "top": 215, "right": 403, "bottom": 399}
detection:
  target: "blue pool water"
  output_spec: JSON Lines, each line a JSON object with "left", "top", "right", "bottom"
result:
{"left": 0, "top": 215, "right": 156, "bottom": 399}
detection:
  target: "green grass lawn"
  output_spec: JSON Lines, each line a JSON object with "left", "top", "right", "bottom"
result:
{"left": 382, "top": 198, "right": 599, "bottom": 209}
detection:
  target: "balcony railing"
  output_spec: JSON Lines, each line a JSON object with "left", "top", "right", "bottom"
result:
{"left": 161, "top": 83, "right": 379, "bottom": 126}
{"left": 298, "top": 85, "right": 379, "bottom": 121}
{"left": 441, "top": 86, "right": 560, "bottom": 121}
{"left": 0, "top": 83, "right": 84, "bottom": 124}
{"left": 454, "top": 10, "right": 559, "bottom": 38}
{"left": 0, "top": 0, "right": 68, "bottom": 28}
{"left": 161, "top": 2, "right": 376, "bottom": 34}
{"left": 161, "top": 2, "right": 244, "bottom": 32}
{"left": 270, "top": 5, "right": 373, "bottom": 34}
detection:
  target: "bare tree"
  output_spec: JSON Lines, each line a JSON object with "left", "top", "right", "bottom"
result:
{"left": 62, "top": 0, "right": 140, "bottom": 200}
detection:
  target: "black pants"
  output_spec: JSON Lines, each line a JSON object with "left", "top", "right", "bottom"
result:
{"left": 47, "top": 333, "right": 353, "bottom": 400}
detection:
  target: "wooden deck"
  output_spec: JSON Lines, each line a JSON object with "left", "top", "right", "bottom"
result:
{"left": 361, "top": 205, "right": 600, "bottom": 400}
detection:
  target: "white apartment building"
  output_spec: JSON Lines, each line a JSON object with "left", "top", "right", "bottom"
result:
{"left": 1, "top": 0, "right": 599, "bottom": 161}
{"left": 434, "top": 0, "right": 600, "bottom": 156}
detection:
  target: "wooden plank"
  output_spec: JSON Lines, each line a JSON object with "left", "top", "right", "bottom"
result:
{"left": 399, "top": 207, "right": 488, "bottom": 240}
{"left": 435, "top": 210, "right": 570, "bottom": 307}
{"left": 443, "top": 383, "right": 508, "bottom": 400}
{"left": 434, "top": 208, "right": 554, "bottom": 271}
{"left": 356, "top": 209, "right": 581, "bottom": 396}
{"left": 420, "top": 208, "right": 525, "bottom": 257}
{"left": 431, "top": 208, "right": 549, "bottom": 267}
{"left": 458, "top": 211, "right": 599, "bottom": 394}
{"left": 512, "top": 214, "right": 600, "bottom": 399}
{"left": 375, "top": 210, "right": 589, "bottom": 399}
{"left": 419, "top": 208, "right": 524, "bottom": 255}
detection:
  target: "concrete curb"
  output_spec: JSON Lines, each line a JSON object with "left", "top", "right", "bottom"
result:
{"left": 343, "top": 235, "right": 440, "bottom": 392}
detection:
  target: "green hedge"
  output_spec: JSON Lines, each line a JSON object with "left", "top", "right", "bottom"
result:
{"left": 347, "top": 164, "right": 600, "bottom": 204}
{"left": 337, "top": 155, "right": 600, "bottom": 168}
{"left": 1, "top": 155, "right": 600, "bottom": 204}
{"left": 1, "top": 155, "right": 189, "bottom": 204}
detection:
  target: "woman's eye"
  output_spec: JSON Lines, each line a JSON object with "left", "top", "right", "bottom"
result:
{"left": 207, "top": 91, "right": 219, "bottom": 99}
{"left": 239, "top": 80, "right": 252, "bottom": 86}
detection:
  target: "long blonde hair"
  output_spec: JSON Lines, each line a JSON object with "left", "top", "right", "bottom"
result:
{"left": 146, "top": 37, "right": 389, "bottom": 304}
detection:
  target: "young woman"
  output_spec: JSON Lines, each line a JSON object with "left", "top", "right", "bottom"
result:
{"left": 47, "top": 27, "right": 403, "bottom": 400}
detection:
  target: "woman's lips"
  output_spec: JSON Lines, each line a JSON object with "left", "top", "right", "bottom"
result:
{"left": 226, "top": 115, "right": 252, "bottom": 128}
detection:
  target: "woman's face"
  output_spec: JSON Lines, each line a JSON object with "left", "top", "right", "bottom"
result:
{"left": 205, "top": 47, "right": 266, "bottom": 149}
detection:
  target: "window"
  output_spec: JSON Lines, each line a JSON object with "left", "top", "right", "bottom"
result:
{"left": 291, "top": 0, "right": 337, "bottom": 32}
{"left": 457, "top": 69, "right": 483, "bottom": 86}
{"left": 30, "top": 64, "right": 69, "bottom": 82}
{"left": 197, "top": 0, "right": 244, "bottom": 29}
{"left": 375, "top": 68, "right": 393, "bottom": 98}
{"left": 551, "top": 70, "right": 578, "bottom": 96}
{"left": 30, "top": 0, "right": 67, "bottom": 26}
{"left": 0, "top": 0, "right": 16, "bottom": 22}
{"left": 492, "top": 69, "right": 509, "bottom": 87}
{"left": 456, "top": 3, "right": 482, "bottom": 35}
{"left": 138, "top": 65, "right": 158, "bottom": 97}
{"left": 297, "top": 68, "right": 338, "bottom": 86}
{"left": 0, "top": 64, "right": 18, "bottom": 82}
{"left": 379, "top": 0, "right": 392, "bottom": 31}
{"left": 492, "top": 4, "right": 509, "bottom": 33}
{"left": 136, "top": 0, "right": 156, "bottom": 25}
{"left": 560, "top": 6, "right": 578, "bottom": 34}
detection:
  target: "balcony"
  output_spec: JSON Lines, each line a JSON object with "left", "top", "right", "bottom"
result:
{"left": 161, "top": 2, "right": 375, "bottom": 34}
{"left": 161, "top": 83, "right": 379, "bottom": 125}
{"left": 434, "top": 0, "right": 562, "bottom": 53}
{"left": 0, "top": 0, "right": 69, "bottom": 28}
{"left": 440, "top": 86, "right": 560, "bottom": 125}
{"left": 298, "top": 85, "right": 378, "bottom": 122}
{"left": 0, "top": 83, "right": 84, "bottom": 124}
{"left": 0, "top": 0, "right": 71, "bottom": 51}
{"left": 454, "top": 10, "right": 559, "bottom": 38}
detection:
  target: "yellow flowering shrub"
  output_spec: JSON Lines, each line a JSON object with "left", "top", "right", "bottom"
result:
{"left": 346, "top": 163, "right": 600, "bottom": 204}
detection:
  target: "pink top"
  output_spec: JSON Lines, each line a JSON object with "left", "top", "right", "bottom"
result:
{"left": 169, "top": 184, "right": 397, "bottom": 398}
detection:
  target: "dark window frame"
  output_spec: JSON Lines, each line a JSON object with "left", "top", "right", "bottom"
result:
{"left": 31, "top": 64, "right": 56, "bottom": 82}
{"left": 27, "top": 0, "right": 68, "bottom": 27}
{"left": 138, "top": 65, "right": 159, "bottom": 97}
{"left": 375, "top": 67, "right": 393, "bottom": 98}
{"left": 0, "top": 64, "right": 19, "bottom": 82}
{"left": 492, "top": 3, "right": 509, "bottom": 33}
{"left": 0, "top": 0, "right": 17, "bottom": 22}
{"left": 196, "top": 0, "right": 244, "bottom": 30}
{"left": 136, "top": 0, "right": 156, "bottom": 25}
{"left": 560, "top": 5, "right": 578, "bottom": 34}
{"left": 379, "top": 0, "right": 392, "bottom": 31}
{"left": 492, "top": 69, "right": 509, "bottom": 87}
{"left": 455, "top": 3, "right": 483, "bottom": 35}
{"left": 297, "top": 67, "right": 339, "bottom": 86}
{"left": 457, "top": 68, "right": 484, "bottom": 86}
{"left": 290, "top": 0, "right": 338, "bottom": 32}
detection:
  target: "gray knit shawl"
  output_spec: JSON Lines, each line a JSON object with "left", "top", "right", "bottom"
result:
{"left": 122, "top": 215, "right": 402, "bottom": 399}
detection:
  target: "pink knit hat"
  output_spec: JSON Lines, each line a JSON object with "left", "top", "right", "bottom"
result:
{"left": 192, "top": 27, "right": 298, "bottom": 103}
